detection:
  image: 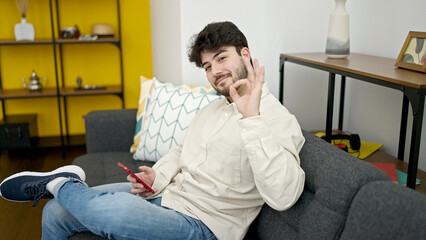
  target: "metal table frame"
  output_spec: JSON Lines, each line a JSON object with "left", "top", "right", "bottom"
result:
{"left": 279, "top": 54, "right": 425, "bottom": 189}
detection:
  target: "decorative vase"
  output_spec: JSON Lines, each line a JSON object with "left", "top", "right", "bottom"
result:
{"left": 15, "top": 18, "right": 35, "bottom": 41}
{"left": 326, "top": 0, "right": 350, "bottom": 59}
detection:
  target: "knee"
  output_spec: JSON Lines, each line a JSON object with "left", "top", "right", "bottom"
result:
{"left": 42, "top": 199, "right": 67, "bottom": 228}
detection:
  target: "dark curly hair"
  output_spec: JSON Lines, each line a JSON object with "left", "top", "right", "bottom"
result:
{"left": 188, "top": 21, "right": 249, "bottom": 68}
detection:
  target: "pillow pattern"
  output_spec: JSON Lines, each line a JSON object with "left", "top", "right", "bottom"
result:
{"left": 131, "top": 76, "right": 155, "bottom": 152}
{"left": 133, "top": 80, "right": 222, "bottom": 162}
{"left": 130, "top": 76, "right": 217, "bottom": 152}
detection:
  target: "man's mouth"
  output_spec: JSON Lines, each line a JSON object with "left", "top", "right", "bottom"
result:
{"left": 215, "top": 74, "right": 231, "bottom": 85}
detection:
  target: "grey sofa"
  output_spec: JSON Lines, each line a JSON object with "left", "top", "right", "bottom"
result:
{"left": 71, "top": 109, "right": 426, "bottom": 240}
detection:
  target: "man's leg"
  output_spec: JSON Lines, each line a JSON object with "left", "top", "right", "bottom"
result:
{"left": 1, "top": 166, "right": 216, "bottom": 240}
{"left": 42, "top": 182, "right": 133, "bottom": 240}
{"left": 48, "top": 180, "right": 216, "bottom": 240}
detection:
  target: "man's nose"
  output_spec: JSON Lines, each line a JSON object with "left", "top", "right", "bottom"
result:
{"left": 211, "top": 63, "right": 222, "bottom": 77}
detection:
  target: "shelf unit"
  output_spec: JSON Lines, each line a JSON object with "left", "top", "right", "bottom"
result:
{"left": 0, "top": 0, "right": 124, "bottom": 150}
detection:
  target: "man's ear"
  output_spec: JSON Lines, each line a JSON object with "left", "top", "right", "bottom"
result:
{"left": 240, "top": 47, "right": 250, "bottom": 58}
{"left": 240, "top": 47, "right": 254, "bottom": 67}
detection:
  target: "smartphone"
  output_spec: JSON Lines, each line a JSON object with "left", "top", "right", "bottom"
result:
{"left": 117, "top": 162, "right": 156, "bottom": 194}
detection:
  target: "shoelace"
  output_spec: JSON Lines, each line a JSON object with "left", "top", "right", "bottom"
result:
{"left": 24, "top": 179, "right": 52, "bottom": 207}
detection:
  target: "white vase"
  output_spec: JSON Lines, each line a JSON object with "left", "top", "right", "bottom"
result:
{"left": 326, "top": 0, "right": 350, "bottom": 59}
{"left": 15, "top": 18, "right": 35, "bottom": 41}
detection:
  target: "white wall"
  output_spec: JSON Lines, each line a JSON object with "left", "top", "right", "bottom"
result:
{"left": 150, "top": 0, "right": 426, "bottom": 171}
{"left": 149, "top": 0, "right": 182, "bottom": 84}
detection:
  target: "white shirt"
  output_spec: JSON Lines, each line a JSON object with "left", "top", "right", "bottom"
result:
{"left": 149, "top": 84, "right": 305, "bottom": 240}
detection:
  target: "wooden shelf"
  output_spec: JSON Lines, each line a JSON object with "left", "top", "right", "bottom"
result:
{"left": 365, "top": 150, "right": 425, "bottom": 195}
{"left": 55, "top": 37, "right": 120, "bottom": 44}
{"left": 60, "top": 85, "right": 122, "bottom": 96}
{"left": 0, "top": 38, "right": 120, "bottom": 45}
{"left": 0, "top": 88, "right": 58, "bottom": 99}
{"left": 0, "top": 86, "right": 122, "bottom": 99}
{"left": 0, "top": 39, "right": 53, "bottom": 45}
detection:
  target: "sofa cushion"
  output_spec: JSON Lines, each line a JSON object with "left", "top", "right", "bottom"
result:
{"left": 252, "top": 131, "right": 390, "bottom": 240}
{"left": 133, "top": 79, "right": 222, "bottom": 162}
{"left": 340, "top": 181, "right": 426, "bottom": 240}
{"left": 72, "top": 152, "right": 154, "bottom": 187}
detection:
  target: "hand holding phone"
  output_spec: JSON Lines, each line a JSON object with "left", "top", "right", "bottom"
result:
{"left": 117, "top": 162, "right": 156, "bottom": 194}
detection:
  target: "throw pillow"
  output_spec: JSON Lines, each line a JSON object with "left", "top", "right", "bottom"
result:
{"left": 133, "top": 80, "right": 222, "bottom": 162}
{"left": 130, "top": 76, "right": 218, "bottom": 152}
{"left": 130, "top": 76, "right": 155, "bottom": 152}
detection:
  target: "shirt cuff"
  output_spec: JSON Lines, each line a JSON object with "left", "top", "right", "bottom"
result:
{"left": 238, "top": 115, "right": 270, "bottom": 144}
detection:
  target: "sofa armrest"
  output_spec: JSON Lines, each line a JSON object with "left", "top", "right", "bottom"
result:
{"left": 341, "top": 181, "right": 426, "bottom": 239}
{"left": 85, "top": 108, "right": 137, "bottom": 153}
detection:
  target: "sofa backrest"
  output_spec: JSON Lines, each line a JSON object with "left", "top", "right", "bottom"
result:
{"left": 85, "top": 109, "right": 137, "bottom": 153}
{"left": 250, "top": 131, "right": 389, "bottom": 239}
{"left": 340, "top": 181, "right": 426, "bottom": 240}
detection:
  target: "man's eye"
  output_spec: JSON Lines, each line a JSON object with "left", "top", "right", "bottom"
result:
{"left": 204, "top": 66, "right": 211, "bottom": 72}
{"left": 218, "top": 57, "right": 226, "bottom": 62}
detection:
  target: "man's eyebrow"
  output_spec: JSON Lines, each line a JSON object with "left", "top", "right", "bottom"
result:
{"left": 201, "top": 49, "right": 228, "bottom": 68}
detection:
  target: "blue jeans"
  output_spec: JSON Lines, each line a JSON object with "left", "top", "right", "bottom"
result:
{"left": 42, "top": 180, "right": 216, "bottom": 240}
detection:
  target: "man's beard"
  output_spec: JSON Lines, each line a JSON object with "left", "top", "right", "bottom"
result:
{"left": 214, "top": 59, "right": 248, "bottom": 97}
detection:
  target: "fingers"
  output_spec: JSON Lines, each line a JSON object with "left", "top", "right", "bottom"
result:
{"left": 243, "top": 56, "right": 264, "bottom": 85}
{"left": 230, "top": 79, "right": 250, "bottom": 100}
{"left": 243, "top": 54, "right": 255, "bottom": 80}
{"left": 233, "top": 79, "right": 250, "bottom": 89}
{"left": 126, "top": 174, "right": 136, "bottom": 183}
{"left": 257, "top": 65, "right": 265, "bottom": 86}
{"left": 139, "top": 166, "right": 153, "bottom": 174}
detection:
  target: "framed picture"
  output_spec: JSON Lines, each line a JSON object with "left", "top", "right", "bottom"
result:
{"left": 395, "top": 31, "right": 426, "bottom": 73}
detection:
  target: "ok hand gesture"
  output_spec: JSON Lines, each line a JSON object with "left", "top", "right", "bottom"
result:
{"left": 229, "top": 54, "right": 265, "bottom": 118}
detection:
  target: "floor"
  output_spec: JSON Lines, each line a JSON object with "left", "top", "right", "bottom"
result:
{"left": 0, "top": 146, "right": 86, "bottom": 240}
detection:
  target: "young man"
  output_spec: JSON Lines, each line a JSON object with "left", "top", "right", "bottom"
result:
{"left": 0, "top": 21, "right": 305, "bottom": 240}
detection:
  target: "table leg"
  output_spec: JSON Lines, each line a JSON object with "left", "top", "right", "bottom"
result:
{"left": 398, "top": 94, "right": 409, "bottom": 160}
{"left": 279, "top": 57, "right": 285, "bottom": 104}
{"left": 338, "top": 76, "right": 346, "bottom": 131}
{"left": 325, "top": 73, "right": 336, "bottom": 142}
{"left": 405, "top": 90, "right": 425, "bottom": 189}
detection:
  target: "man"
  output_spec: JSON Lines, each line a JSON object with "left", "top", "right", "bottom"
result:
{"left": 0, "top": 21, "right": 305, "bottom": 240}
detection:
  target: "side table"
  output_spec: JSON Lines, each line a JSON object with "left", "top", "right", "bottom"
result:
{"left": 280, "top": 53, "right": 426, "bottom": 189}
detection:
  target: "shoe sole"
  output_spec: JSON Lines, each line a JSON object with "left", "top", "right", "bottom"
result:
{"left": 0, "top": 165, "right": 86, "bottom": 199}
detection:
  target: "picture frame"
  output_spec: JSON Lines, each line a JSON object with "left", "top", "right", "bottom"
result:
{"left": 395, "top": 31, "right": 426, "bottom": 73}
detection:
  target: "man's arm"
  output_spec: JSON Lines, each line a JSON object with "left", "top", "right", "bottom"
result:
{"left": 239, "top": 113, "right": 305, "bottom": 210}
{"left": 149, "top": 145, "right": 183, "bottom": 195}
{"left": 230, "top": 53, "right": 305, "bottom": 210}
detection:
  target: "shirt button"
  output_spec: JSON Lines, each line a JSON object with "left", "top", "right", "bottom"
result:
{"left": 165, "top": 190, "right": 170, "bottom": 194}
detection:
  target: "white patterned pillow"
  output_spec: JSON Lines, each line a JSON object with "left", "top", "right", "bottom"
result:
{"left": 133, "top": 80, "right": 222, "bottom": 162}
{"left": 130, "top": 76, "right": 155, "bottom": 153}
{"left": 130, "top": 76, "right": 218, "bottom": 152}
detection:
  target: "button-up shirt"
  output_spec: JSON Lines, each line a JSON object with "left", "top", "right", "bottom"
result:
{"left": 149, "top": 84, "right": 305, "bottom": 240}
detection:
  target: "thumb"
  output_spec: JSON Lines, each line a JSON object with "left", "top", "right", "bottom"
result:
{"left": 138, "top": 166, "right": 152, "bottom": 173}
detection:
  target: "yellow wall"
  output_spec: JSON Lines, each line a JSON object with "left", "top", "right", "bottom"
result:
{"left": 0, "top": 0, "right": 152, "bottom": 136}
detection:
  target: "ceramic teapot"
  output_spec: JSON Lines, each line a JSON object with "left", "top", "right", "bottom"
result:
{"left": 22, "top": 70, "right": 47, "bottom": 91}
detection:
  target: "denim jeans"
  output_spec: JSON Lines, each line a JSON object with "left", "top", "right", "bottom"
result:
{"left": 42, "top": 180, "right": 216, "bottom": 240}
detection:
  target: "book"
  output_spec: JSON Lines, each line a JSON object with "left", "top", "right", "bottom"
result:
{"left": 396, "top": 170, "right": 421, "bottom": 186}
{"left": 368, "top": 162, "right": 398, "bottom": 183}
